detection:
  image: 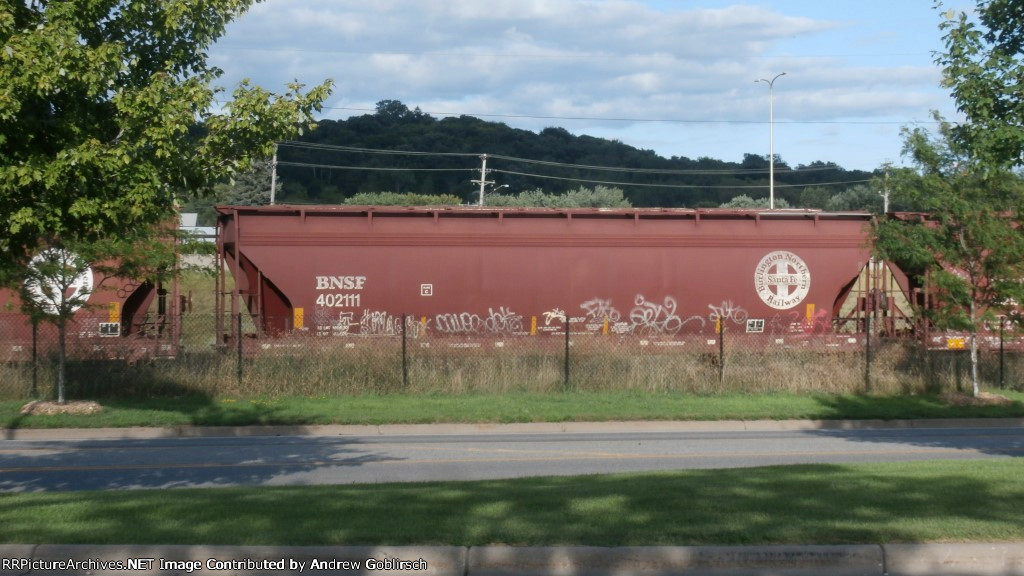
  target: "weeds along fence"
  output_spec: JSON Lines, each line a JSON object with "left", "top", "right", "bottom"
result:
{"left": 2, "top": 312, "right": 1023, "bottom": 400}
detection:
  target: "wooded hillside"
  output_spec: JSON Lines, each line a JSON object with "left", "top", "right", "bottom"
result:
{"left": 272, "top": 100, "right": 877, "bottom": 208}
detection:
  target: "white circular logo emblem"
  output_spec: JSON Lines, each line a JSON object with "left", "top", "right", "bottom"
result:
{"left": 23, "top": 249, "right": 94, "bottom": 315}
{"left": 754, "top": 251, "right": 810, "bottom": 310}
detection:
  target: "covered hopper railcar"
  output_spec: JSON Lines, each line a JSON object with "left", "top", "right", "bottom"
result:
{"left": 0, "top": 261, "right": 179, "bottom": 363}
{"left": 215, "top": 206, "right": 913, "bottom": 341}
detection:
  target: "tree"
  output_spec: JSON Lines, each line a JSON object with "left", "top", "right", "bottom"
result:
{"left": 718, "top": 195, "right": 791, "bottom": 209}
{"left": 20, "top": 246, "right": 93, "bottom": 404}
{"left": 874, "top": 115, "right": 1024, "bottom": 396}
{"left": 1, "top": 1, "right": 330, "bottom": 402}
{"left": 824, "top": 184, "right": 885, "bottom": 213}
{"left": 798, "top": 186, "right": 832, "bottom": 210}
{"left": 0, "top": 1, "right": 333, "bottom": 276}
{"left": 888, "top": 0, "right": 1024, "bottom": 396}
{"left": 179, "top": 157, "right": 280, "bottom": 225}
{"left": 484, "top": 186, "right": 632, "bottom": 208}
{"left": 343, "top": 192, "right": 462, "bottom": 206}
{"left": 19, "top": 231, "right": 175, "bottom": 403}
{"left": 938, "top": 0, "right": 1024, "bottom": 168}
{"left": 216, "top": 157, "right": 280, "bottom": 206}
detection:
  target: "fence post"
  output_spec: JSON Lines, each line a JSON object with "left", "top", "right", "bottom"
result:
{"left": 864, "top": 315, "right": 872, "bottom": 393}
{"left": 402, "top": 313, "right": 408, "bottom": 389}
{"left": 1000, "top": 320, "right": 1005, "bottom": 389}
{"left": 31, "top": 319, "right": 38, "bottom": 398}
{"left": 236, "top": 312, "right": 243, "bottom": 388}
{"left": 564, "top": 313, "right": 570, "bottom": 390}
{"left": 718, "top": 319, "right": 725, "bottom": 385}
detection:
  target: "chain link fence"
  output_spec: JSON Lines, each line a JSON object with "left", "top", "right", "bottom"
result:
{"left": 2, "top": 312, "right": 1023, "bottom": 400}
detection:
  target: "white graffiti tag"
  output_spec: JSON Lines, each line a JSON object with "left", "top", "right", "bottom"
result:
{"left": 433, "top": 313, "right": 484, "bottom": 335}
{"left": 313, "top": 309, "right": 357, "bottom": 336}
{"left": 579, "top": 299, "right": 621, "bottom": 323}
{"left": 707, "top": 301, "right": 749, "bottom": 326}
{"left": 434, "top": 308, "right": 524, "bottom": 335}
{"left": 543, "top": 308, "right": 567, "bottom": 325}
{"left": 629, "top": 295, "right": 685, "bottom": 335}
{"left": 359, "top": 310, "right": 405, "bottom": 335}
{"left": 332, "top": 312, "right": 355, "bottom": 335}
{"left": 484, "top": 307, "right": 524, "bottom": 334}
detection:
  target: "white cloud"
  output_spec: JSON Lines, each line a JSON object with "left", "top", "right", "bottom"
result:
{"left": 209, "top": 0, "right": 958, "bottom": 170}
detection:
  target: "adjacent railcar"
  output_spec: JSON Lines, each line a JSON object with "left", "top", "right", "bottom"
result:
{"left": 0, "top": 258, "right": 178, "bottom": 362}
{"left": 215, "top": 206, "right": 913, "bottom": 339}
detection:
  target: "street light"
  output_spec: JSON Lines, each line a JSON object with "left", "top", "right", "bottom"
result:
{"left": 480, "top": 184, "right": 508, "bottom": 206}
{"left": 756, "top": 72, "right": 786, "bottom": 210}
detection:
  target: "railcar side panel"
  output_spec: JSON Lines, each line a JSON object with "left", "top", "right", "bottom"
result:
{"left": 216, "top": 206, "right": 900, "bottom": 339}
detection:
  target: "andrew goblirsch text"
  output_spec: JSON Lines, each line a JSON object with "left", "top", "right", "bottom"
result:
{"left": 2, "top": 555, "right": 429, "bottom": 572}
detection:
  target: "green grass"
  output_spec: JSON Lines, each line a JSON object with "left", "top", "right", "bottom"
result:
{"left": 3, "top": 389, "right": 1024, "bottom": 429}
{"left": 2, "top": 460, "right": 1021, "bottom": 546}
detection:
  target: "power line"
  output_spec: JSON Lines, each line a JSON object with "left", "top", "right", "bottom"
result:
{"left": 276, "top": 160, "right": 872, "bottom": 190}
{"left": 277, "top": 161, "right": 471, "bottom": 173}
{"left": 278, "top": 141, "right": 860, "bottom": 176}
{"left": 488, "top": 153, "right": 844, "bottom": 175}
{"left": 491, "top": 168, "right": 873, "bottom": 190}
{"left": 278, "top": 141, "right": 478, "bottom": 158}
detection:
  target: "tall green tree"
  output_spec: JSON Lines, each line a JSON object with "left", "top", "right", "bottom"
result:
{"left": 938, "top": 0, "right": 1024, "bottom": 168}
{"left": 0, "top": 1, "right": 333, "bottom": 275}
{"left": 874, "top": 116, "right": 1024, "bottom": 396}
{"left": 882, "top": 0, "right": 1024, "bottom": 396}
{"left": 1, "top": 1, "right": 330, "bottom": 402}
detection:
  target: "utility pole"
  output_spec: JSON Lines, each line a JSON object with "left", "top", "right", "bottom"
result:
{"left": 880, "top": 161, "right": 891, "bottom": 213}
{"left": 269, "top": 143, "right": 278, "bottom": 205}
{"left": 471, "top": 154, "right": 494, "bottom": 206}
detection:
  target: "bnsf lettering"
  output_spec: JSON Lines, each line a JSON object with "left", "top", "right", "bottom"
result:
{"left": 315, "top": 276, "right": 366, "bottom": 290}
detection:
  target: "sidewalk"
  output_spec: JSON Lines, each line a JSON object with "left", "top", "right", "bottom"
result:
{"left": 3, "top": 543, "right": 1024, "bottom": 575}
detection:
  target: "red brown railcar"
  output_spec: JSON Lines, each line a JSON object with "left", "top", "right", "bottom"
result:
{"left": 0, "top": 257, "right": 178, "bottom": 362}
{"left": 215, "top": 206, "right": 912, "bottom": 341}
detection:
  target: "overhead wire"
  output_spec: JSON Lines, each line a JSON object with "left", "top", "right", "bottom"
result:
{"left": 277, "top": 141, "right": 859, "bottom": 177}
{"left": 277, "top": 161, "right": 471, "bottom": 173}
{"left": 277, "top": 141, "right": 479, "bottom": 158}
{"left": 491, "top": 169, "right": 873, "bottom": 190}
{"left": 275, "top": 161, "right": 873, "bottom": 191}
{"left": 488, "top": 153, "right": 846, "bottom": 175}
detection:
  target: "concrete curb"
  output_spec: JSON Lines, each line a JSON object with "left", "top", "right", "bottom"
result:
{"left": 885, "top": 543, "right": 1024, "bottom": 575}
{"left": 3, "top": 544, "right": 1024, "bottom": 575}
{"left": 467, "top": 545, "right": 883, "bottom": 575}
{"left": 4, "top": 418, "right": 1024, "bottom": 441}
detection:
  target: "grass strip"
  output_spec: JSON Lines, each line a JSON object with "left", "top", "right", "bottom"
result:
{"left": 1, "top": 460, "right": 1022, "bottom": 546}
{"left": 2, "top": 390, "right": 1023, "bottom": 429}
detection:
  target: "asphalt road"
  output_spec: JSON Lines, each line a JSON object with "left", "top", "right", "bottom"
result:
{"left": 1, "top": 423, "right": 1021, "bottom": 492}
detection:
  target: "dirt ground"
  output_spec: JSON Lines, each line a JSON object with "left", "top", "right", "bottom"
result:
{"left": 940, "top": 391, "right": 1015, "bottom": 407}
{"left": 20, "top": 400, "right": 104, "bottom": 415}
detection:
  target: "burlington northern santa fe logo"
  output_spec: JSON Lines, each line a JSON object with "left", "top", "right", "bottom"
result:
{"left": 754, "top": 251, "right": 810, "bottom": 310}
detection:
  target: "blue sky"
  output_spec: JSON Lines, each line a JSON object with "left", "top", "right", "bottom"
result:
{"left": 209, "top": 1, "right": 970, "bottom": 172}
